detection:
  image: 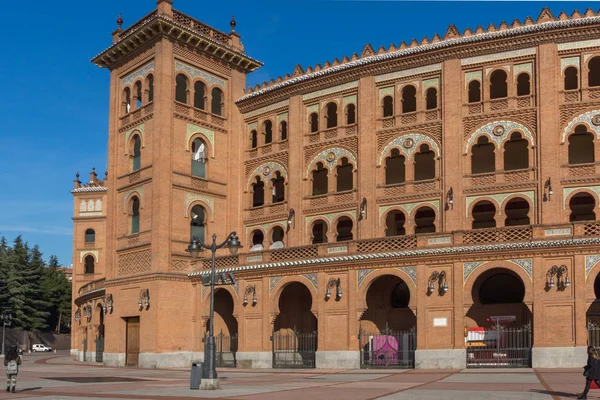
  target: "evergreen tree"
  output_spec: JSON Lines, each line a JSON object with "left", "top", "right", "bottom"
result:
{"left": 42, "top": 256, "right": 71, "bottom": 333}
{"left": 25, "top": 245, "right": 51, "bottom": 331}
{"left": 0, "top": 237, "right": 10, "bottom": 313}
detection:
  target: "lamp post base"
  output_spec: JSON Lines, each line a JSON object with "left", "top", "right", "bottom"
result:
{"left": 200, "top": 378, "right": 220, "bottom": 390}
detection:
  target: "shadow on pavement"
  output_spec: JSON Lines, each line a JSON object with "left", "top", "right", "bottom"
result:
{"left": 530, "top": 389, "right": 578, "bottom": 398}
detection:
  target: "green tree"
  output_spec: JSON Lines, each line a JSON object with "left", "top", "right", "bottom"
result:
{"left": 42, "top": 256, "right": 71, "bottom": 333}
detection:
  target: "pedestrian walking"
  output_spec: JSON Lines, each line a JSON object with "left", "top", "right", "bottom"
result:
{"left": 4, "top": 346, "right": 21, "bottom": 393}
{"left": 578, "top": 345, "right": 600, "bottom": 399}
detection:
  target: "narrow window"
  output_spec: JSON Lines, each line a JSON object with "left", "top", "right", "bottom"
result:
{"left": 468, "top": 80, "right": 481, "bottom": 103}
{"left": 569, "top": 125, "right": 595, "bottom": 165}
{"left": 194, "top": 81, "right": 206, "bottom": 110}
{"left": 564, "top": 67, "right": 579, "bottom": 90}
{"left": 146, "top": 74, "right": 154, "bottom": 102}
{"left": 414, "top": 207, "right": 436, "bottom": 234}
{"left": 250, "top": 130, "right": 258, "bottom": 149}
{"left": 310, "top": 112, "right": 319, "bottom": 133}
{"left": 271, "top": 227, "right": 284, "bottom": 246}
{"left": 312, "top": 162, "right": 328, "bottom": 196}
{"left": 471, "top": 136, "right": 495, "bottom": 174}
{"left": 191, "top": 138, "right": 207, "bottom": 178}
{"left": 336, "top": 217, "right": 353, "bottom": 241}
{"left": 250, "top": 230, "right": 264, "bottom": 251}
{"left": 346, "top": 104, "right": 356, "bottom": 125}
{"left": 385, "top": 149, "right": 406, "bottom": 185}
{"left": 472, "top": 201, "right": 496, "bottom": 229}
{"left": 336, "top": 157, "right": 353, "bottom": 192}
{"left": 211, "top": 88, "right": 223, "bottom": 116}
{"left": 414, "top": 144, "right": 435, "bottom": 181}
{"left": 490, "top": 70, "right": 508, "bottom": 99}
{"left": 326, "top": 102, "right": 337, "bottom": 128}
{"left": 190, "top": 205, "right": 206, "bottom": 243}
{"left": 132, "top": 135, "right": 141, "bottom": 172}
{"left": 383, "top": 96, "right": 394, "bottom": 117}
{"left": 134, "top": 81, "right": 142, "bottom": 108}
{"left": 312, "top": 220, "right": 328, "bottom": 244}
{"left": 175, "top": 74, "right": 188, "bottom": 103}
{"left": 84, "top": 255, "right": 95, "bottom": 274}
{"left": 85, "top": 229, "right": 95, "bottom": 243}
{"left": 271, "top": 172, "right": 285, "bottom": 203}
{"left": 589, "top": 57, "right": 600, "bottom": 87}
{"left": 425, "top": 88, "right": 437, "bottom": 110}
{"left": 280, "top": 121, "right": 288, "bottom": 141}
{"left": 516, "top": 73, "right": 530, "bottom": 96}
{"left": 569, "top": 193, "right": 596, "bottom": 222}
{"left": 264, "top": 120, "right": 273, "bottom": 144}
{"left": 131, "top": 197, "right": 140, "bottom": 234}
{"left": 504, "top": 132, "right": 529, "bottom": 170}
{"left": 252, "top": 177, "right": 265, "bottom": 207}
{"left": 505, "top": 198, "right": 530, "bottom": 227}
{"left": 385, "top": 211, "right": 406, "bottom": 236}
{"left": 123, "top": 88, "right": 131, "bottom": 114}
{"left": 401, "top": 85, "right": 417, "bottom": 113}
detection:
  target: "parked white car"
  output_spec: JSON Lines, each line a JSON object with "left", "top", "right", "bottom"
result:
{"left": 31, "top": 344, "right": 52, "bottom": 352}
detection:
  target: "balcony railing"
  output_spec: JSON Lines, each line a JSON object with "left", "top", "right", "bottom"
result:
{"left": 463, "top": 95, "right": 534, "bottom": 115}
{"left": 462, "top": 226, "right": 533, "bottom": 245}
{"left": 465, "top": 168, "right": 534, "bottom": 187}
{"left": 78, "top": 278, "right": 106, "bottom": 296}
{"left": 376, "top": 109, "right": 441, "bottom": 130}
{"left": 378, "top": 179, "right": 438, "bottom": 198}
{"left": 305, "top": 124, "right": 357, "bottom": 144}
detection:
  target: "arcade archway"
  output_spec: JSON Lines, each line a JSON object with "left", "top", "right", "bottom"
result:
{"left": 205, "top": 289, "right": 238, "bottom": 367}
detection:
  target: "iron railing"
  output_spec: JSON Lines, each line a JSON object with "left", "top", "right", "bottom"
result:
{"left": 202, "top": 330, "right": 238, "bottom": 368}
{"left": 271, "top": 329, "right": 317, "bottom": 368}
{"left": 466, "top": 323, "right": 532, "bottom": 368}
{"left": 359, "top": 325, "right": 416, "bottom": 369}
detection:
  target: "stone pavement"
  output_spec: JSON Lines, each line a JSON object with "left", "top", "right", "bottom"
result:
{"left": 0, "top": 352, "right": 595, "bottom": 399}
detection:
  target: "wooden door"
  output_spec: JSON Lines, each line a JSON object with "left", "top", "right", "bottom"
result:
{"left": 126, "top": 317, "right": 140, "bottom": 367}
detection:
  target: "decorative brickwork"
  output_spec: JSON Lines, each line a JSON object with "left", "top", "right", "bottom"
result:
{"left": 117, "top": 249, "right": 151, "bottom": 276}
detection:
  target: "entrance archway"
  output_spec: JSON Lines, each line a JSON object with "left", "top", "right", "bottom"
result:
{"left": 359, "top": 275, "right": 416, "bottom": 368}
{"left": 586, "top": 271, "right": 600, "bottom": 349}
{"left": 94, "top": 304, "right": 104, "bottom": 363}
{"left": 272, "top": 282, "right": 317, "bottom": 368}
{"left": 205, "top": 289, "right": 238, "bottom": 367}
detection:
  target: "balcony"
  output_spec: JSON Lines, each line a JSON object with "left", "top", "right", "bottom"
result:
{"left": 247, "top": 140, "right": 288, "bottom": 159}
{"left": 562, "top": 162, "right": 598, "bottom": 181}
{"left": 304, "top": 190, "right": 357, "bottom": 210}
{"left": 376, "top": 109, "right": 441, "bottom": 131}
{"left": 463, "top": 95, "right": 534, "bottom": 116}
{"left": 245, "top": 202, "right": 287, "bottom": 222}
{"left": 120, "top": 102, "right": 154, "bottom": 128}
{"left": 173, "top": 101, "right": 226, "bottom": 128}
{"left": 377, "top": 179, "right": 439, "bottom": 199}
{"left": 75, "top": 278, "right": 105, "bottom": 306}
{"left": 465, "top": 168, "right": 535, "bottom": 189}
{"left": 172, "top": 171, "right": 227, "bottom": 196}
{"left": 305, "top": 124, "right": 357, "bottom": 145}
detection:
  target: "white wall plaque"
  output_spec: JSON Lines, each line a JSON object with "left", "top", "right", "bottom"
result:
{"left": 433, "top": 318, "right": 447, "bottom": 327}
{"left": 327, "top": 246, "right": 348, "bottom": 254}
{"left": 246, "top": 255, "right": 263, "bottom": 262}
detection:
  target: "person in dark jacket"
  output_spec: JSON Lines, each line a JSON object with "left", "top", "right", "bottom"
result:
{"left": 578, "top": 346, "right": 600, "bottom": 399}
{"left": 4, "top": 346, "right": 21, "bottom": 393}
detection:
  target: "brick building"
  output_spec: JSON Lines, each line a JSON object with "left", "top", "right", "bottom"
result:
{"left": 72, "top": 1, "right": 600, "bottom": 369}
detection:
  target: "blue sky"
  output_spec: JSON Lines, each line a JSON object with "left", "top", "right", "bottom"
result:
{"left": 0, "top": 0, "right": 595, "bottom": 267}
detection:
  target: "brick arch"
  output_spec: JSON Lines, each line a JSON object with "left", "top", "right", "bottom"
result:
{"left": 248, "top": 227, "right": 267, "bottom": 247}
{"left": 305, "top": 147, "right": 357, "bottom": 178}
{"left": 80, "top": 252, "right": 98, "bottom": 264}
{"left": 247, "top": 161, "right": 288, "bottom": 188}
{"left": 463, "top": 260, "right": 533, "bottom": 306}
{"left": 124, "top": 191, "right": 143, "bottom": 214}
{"left": 270, "top": 276, "right": 318, "bottom": 317}
{"left": 356, "top": 268, "right": 417, "bottom": 313}
{"left": 379, "top": 207, "right": 409, "bottom": 230}
{"left": 201, "top": 286, "right": 240, "bottom": 318}
{"left": 465, "top": 120, "right": 535, "bottom": 154}
{"left": 187, "top": 132, "right": 214, "bottom": 158}
{"left": 267, "top": 223, "right": 286, "bottom": 244}
{"left": 125, "top": 129, "right": 145, "bottom": 156}
{"left": 564, "top": 188, "right": 600, "bottom": 211}
{"left": 502, "top": 194, "right": 534, "bottom": 219}
{"left": 586, "top": 258, "right": 600, "bottom": 302}
{"left": 308, "top": 218, "right": 329, "bottom": 243}
{"left": 378, "top": 133, "right": 440, "bottom": 165}
{"left": 408, "top": 202, "right": 440, "bottom": 223}
{"left": 331, "top": 213, "right": 356, "bottom": 241}
{"left": 561, "top": 110, "right": 600, "bottom": 143}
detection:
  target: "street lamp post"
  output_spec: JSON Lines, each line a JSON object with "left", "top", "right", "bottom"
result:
{"left": 0, "top": 313, "right": 12, "bottom": 355}
{"left": 187, "top": 232, "right": 242, "bottom": 384}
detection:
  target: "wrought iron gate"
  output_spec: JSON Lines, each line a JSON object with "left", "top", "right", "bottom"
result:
{"left": 466, "top": 323, "right": 532, "bottom": 368}
{"left": 587, "top": 321, "right": 600, "bottom": 350}
{"left": 203, "top": 331, "right": 238, "bottom": 368}
{"left": 271, "top": 329, "right": 317, "bottom": 368}
{"left": 95, "top": 332, "right": 104, "bottom": 363}
{"left": 359, "top": 325, "right": 416, "bottom": 368}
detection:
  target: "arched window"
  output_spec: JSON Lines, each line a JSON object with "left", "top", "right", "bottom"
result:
{"left": 271, "top": 171, "right": 285, "bottom": 203}
{"left": 326, "top": 102, "right": 337, "bottom": 128}
{"left": 570, "top": 193, "right": 596, "bottom": 222}
{"left": 312, "top": 162, "right": 328, "bottom": 196}
{"left": 336, "top": 157, "right": 353, "bottom": 192}
{"left": 312, "top": 220, "right": 328, "bottom": 244}
{"left": 85, "top": 229, "right": 95, "bottom": 243}
{"left": 134, "top": 81, "right": 142, "bottom": 108}
{"left": 490, "top": 70, "right": 508, "bottom": 99}
{"left": 425, "top": 88, "right": 437, "bottom": 110}
{"left": 564, "top": 67, "right": 579, "bottom": 90}
{"left": 146, "top": 74, "right": 154, "bottom": 102}
{"left": 211, "top": 88, "right": 224, "bottom": 116}
{"left": 589, "top": 57, "right": 600, "bottom": 87}
{"left": 271, "top": 226, "right": 284, "bottom": 245}
{"left": 401, "top": 85, "right": 417, "bottom": 113}
{"left": 194, "top": 81, "right": 206, "bottom": 110}
{"left": 310, "top": 112, "right": 319, "bottom": 133}
{"left": 516, "top": 73, "right": 531, "bottom": 96}
{"left": 383, "top": 96, "right": 394, "bottom": 117}
{"left": 385, "top": 148, "right": 406, "bottom": 185}
{"left": 504, "top": 132, "right": 529, "bottom": 170}
{"left": 472, "top": 201, "right": 496, "bottom": 229}
{"left": 175, "top": 74, "right": 188, "bottom": 103}
{"left": 471, "top": 136, "right": 495, "bottom": 174}
{"left": 468, "top": 80, "right": 481, "bottom": 103}
{"left": 385, "top": 211, "right": 406, "bottom": 236}
{"left": 190, "top": 205, "right": 206, "bottom": 243}
{"left": 505, "top": 198, "right": 530, "bottom": 227}
{"left": 84, "top": 255, "right": 95, "bottom": 274}
{"left": 280, "top": 121, "right": 288, "bottom": 141}
{"left": 414, "top": 207, "right": 435, "bottom": 234}
{"left": 336, "top": 217, "right": 353, "bottom": 241}
{"left": 132, "top": 134, "right": 141, "bottom": 172}
{"left": 251, "top": 230, "right": 264, "bottom": 249}
{"left": 191, "top": 138, "right": 207, "bottom": 178}
{"left": 264, "top": 120, "right": 273, "bottom": 144}
{"left": 346, "top": 104, "right": 356, "bottom": 125}
{"left": 250, "top": 130, "right": 258, "bottom": 149}
{"left": 123, "top": 87, "right": 131, "bottom": 114}
{"left": 569, "top": 125, "right": 595, "bottom": 164}
{"left": 414, "top": 144, "right": 435, "bottom": 181}
{"left": 131, "top": 197, "right": 140, "bottom": 234}
{"left": 252, "top": 177, "right": 265, "bottom": 207}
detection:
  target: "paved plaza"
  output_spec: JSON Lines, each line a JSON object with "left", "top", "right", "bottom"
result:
{"left": 0, "top": 352, "right": 597, "bottom": 399}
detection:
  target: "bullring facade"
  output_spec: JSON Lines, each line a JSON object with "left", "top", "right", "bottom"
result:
{"left": 71, "top": 1, "right": 600, "bottom": 369}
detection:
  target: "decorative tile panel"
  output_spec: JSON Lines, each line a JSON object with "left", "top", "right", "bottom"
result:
{"left": 509, "top": 258, "right": 533, "bottom": 280}
{"left": 379, "top": 133, "right": 440, "bottom": 164}
{"left": 563, "top": 186, "right": 600, "bottom": 209}
{"left": 428, "top": 236, "right": 452, "bottom": 245}
{"left": 466, "top": 191, "right": 534, "bottom": 217}
{"left": 270, "top": 276, "right": 284, "bottom": 294}
{"left": 245, "top": 221, "right": 286, "bottom": 235}
{"left": 558, "top": 39, "right": 600, "bottom": 51}
{"left": 244, "top": 100, "right": 289, "bottom": 119}
{"left": 123, "top": 186, "right": 144, "bottom": 208}
{"left": 398, "top": 81, "right": 420, "bottom": 91}
{"left": 545, "top": 228, "right": 572, "bottom": 237}
{"left": 461, "top": 48, "right": 536, "bottom": 66}
{"left": 277, "top": 112, "right": 288, "bottom": 123}
{"left": 247, "top": 122, "right": 258, "bottom": 131}
{"left": 302, "top": 273, "right": 318, "bottom": 291}
{"left": 305, "top": 210, "right": 357, "bottom": 227}
{"left": 379, "top": 201, "right": 440, "bottom": 222}
{"left": 80, "top": 250, "right": 99, "bottom": 263}
{"left": 465, "top": 120, "right": 535, "bottom": 154}
{"left": 586, "top": 255, "right": 600, "bottom": 279}
{"left": 485, "top": 65, "right": 510, "bottom": 77}
{"left": 513, "top": 63, "right": 533, "bottom": 79}
{"left": 231, "top": 281, "right": 239, "bottom": 296}
{"left": 561, "top": 57, "right": 581, "bottom": 74}
{"left": 379, "top": 86, "right": 395, "bottom": 99}
{"left": 357, "top": 269, "right": 375, "bottom": 288}
{"left": 464, "top": 70, "right": 482, "bottom": 87}
{"left": 306, "top": 147, "right": 358, "bottom": 178}
{"left": 422, "top": 78, "right": 439, "bottom": 94}
{"left": 122, "top": 62, "right": 154, "bottom": 87}
{"left": 186, "top": 123, "right": 215, "bottom": 157}
{"left": 397, "top": 266, "right": 416, "bottom": 285}
{"left": 307, "top": 104, "right": 319, "bottom": 114}
{"left": 343, "top": 95, "right": 357, "bottom": 106}
{"left": 303, "top": 81, "right": 358, "bottom": 101}
{"left": 175, "top": 60, "right": 226, "bottom": 88}
{"left": 376, "top": 64, "right": 441, "bottom": 83}
{"left": 247, "top": 162, "right": 288, "bottom": 187}
{"left": 185, "top": 193, "right": 214, "bottom": 217}
{"left": 560, "top": 110, "right": 600, "bottom": 143}
{"left": 125, "top": 124, "right": 145, "bottom": 150}
{"left": 463, "top": 261, "right": 486, "bottom": 284}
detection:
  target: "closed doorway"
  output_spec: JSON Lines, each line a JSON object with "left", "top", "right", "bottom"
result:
{"left": 126, "top": 317, "right": 140, "bottom": 367}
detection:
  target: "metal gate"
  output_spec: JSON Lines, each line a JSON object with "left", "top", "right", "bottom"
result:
{"left": 206, "top": 331, "right": 237, "bottom": 368}
{"left": 95, "top": 327, "right": 104, "bottom": 363}
{"left": 359, "top": 325, "right": 416, "bottom": 369}
{"left": 271, "top": 328, "right": 317, "bottom": 368}
{"left": 466, "top": 322, "right": 532, "bottom": 368}
{"left": 587, "top": 321, "right": 600, "bottom": 350}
